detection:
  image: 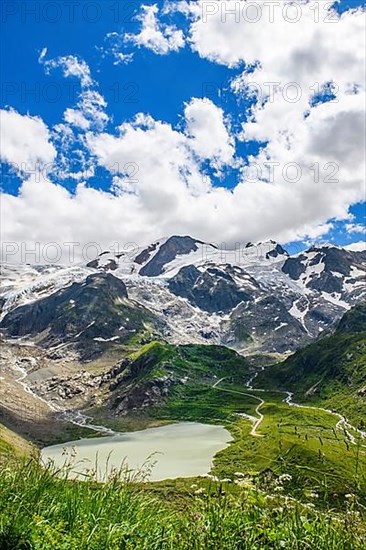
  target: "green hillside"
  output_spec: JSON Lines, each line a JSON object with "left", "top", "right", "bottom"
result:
{"left": 257, "top": 303, "right": 366, "bottom": 426}
{"left": 0, "top": 423, "right": 34, "bottom": 460}
{"left": 92, "top": 342, "right": 256, "bottom": 429}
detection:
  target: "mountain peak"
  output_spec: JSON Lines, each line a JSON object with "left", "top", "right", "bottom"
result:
{"left": 139, "top": 235, "right": 214, "bottom": 277}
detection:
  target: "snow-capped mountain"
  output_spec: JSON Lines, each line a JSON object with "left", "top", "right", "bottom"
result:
{"left": 1, "top": 236, "right": 365, "bottom": 356}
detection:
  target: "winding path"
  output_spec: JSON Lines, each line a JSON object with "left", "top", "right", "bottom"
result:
{"left": 213, "top": 371, "right": 366, "bottom": 447}
{"left": 211, "top": 378, "right": 265, "bottom": 436}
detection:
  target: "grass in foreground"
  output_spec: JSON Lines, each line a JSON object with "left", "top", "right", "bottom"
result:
{"left": 0, "top": 458, "right": 365, "bottom": 549}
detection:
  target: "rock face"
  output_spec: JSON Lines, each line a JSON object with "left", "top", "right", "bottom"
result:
{"left": 168, "top": 264, "right": 258, "bottom": 313}
{"left": 139, "top": 235, "right": 208, "bottom": 277}
{"left": 282, "top": 246, "right": 366, "bottom": 296}
{"left": 113, "top": 377, "right": 179, "bottom": 416}
{"left": 225, "top": 295, "right": 308, "bottom": 353}
{"left": 282, "top": 258, "right": 306, "bottom": 280}
{"left": 134, "top": 243, "right": 158, "bottom": 265}
{"left": 266, "top": 243, "right": 289, "bottom": 259}
{"left": 0, "top": 273, "right": 160, "bottom": 360}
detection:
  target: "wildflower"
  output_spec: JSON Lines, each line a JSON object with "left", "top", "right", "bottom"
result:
{"left": 279, "top": 541, "right": 286, "bottom": 548}
{"left": 234, "top": 472, "right": 245, "bottom": 477}
{"left": 194, "top": 488, "right": 205, "bottom": 495}
{"left": 278, "top": 474, "right": 292, "bottom": 483}
{"left": 191, "top": 484, "right": 198, "bottom": 489}
{"left": 235, "top": 480, "right": 246, "bottom": 487}
{"left": 206, "top": 474, "right": 219, "bottom": 482}
{"left": 235, "top": 478, "right": 254, "bottom": 489}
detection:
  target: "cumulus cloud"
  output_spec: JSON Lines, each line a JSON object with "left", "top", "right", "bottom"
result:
{"left": 86, "top": 109, "right": 212, "bottom": 198}
{"left": 125, "top": 4, "right": 185, "bottom": 54}
{"left": 2, "top": 1, "right": 365, "bottom": 261}
{"left": 184, "top": 98, "right": 235, "bottom": 170}
{"left": 0, "top": 109, "right": 56, "bottom": 170}
{"left": 3, "top": 99, "right": 359, "bottom": 259}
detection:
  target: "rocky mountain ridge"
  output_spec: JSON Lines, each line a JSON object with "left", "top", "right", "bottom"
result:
{"left": 1, "top": 236, "right": 365, "bottom": 356}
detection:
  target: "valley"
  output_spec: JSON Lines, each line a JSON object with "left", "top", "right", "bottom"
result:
{"left": 0, "top": 236, "right": 365, "bottom": 548}
{"left": 2, "top": 333, "right": 365, "bottom": 508}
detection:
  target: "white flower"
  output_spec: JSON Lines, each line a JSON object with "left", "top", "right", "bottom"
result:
{"left": 278, "top": 474, "right": 292, "bottom": 483}
{"left": 206, "top": 474, "right": 219, "bottom": 482}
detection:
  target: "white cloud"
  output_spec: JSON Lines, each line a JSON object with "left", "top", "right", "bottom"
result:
{"left": 38, "top": 47, "right": 47, "bottom": 63}
{"left": 184, "top": 98, "right": 235, "bottom": 170}
{"left": 72, "top": 90, "right": 109, "bottom": 131}
{"left": 2, "top": 1, "right": 365, "bottom": 260}
{"left": 183, "top": 1, "right": 364, "bottom": 84}
{"left": 42, "top": 54, "right": 94, "bottom": 87}
{"left": 126, "top": 4, "right": 185, "bottom": 54}
{"left": 64, "top": 108, "right": 90, "bottom": 131}
{"left": 86, "top": 110, "right": 211, "bottom": 199}
{"left": 0, "top": 109, "right": 56, "bottom": 170}
{"left": 101, "top": 33, "right": 134, "bottom": 65}
{"left": 40, "top": 52, "right": 108, "bottom": 132}
{"left": 344, "top": 241, "right": 366, "bottom": 252}
{"left": 345, "top": 223, "right": 365, "bottom": 235}
{"left": 4, "top": 100, "right": 359, "bottom": 258}
{"left": 37, "top": 52, "right": 109, "bottom": 181}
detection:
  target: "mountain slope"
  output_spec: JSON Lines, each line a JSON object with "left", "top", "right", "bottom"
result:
{"left": 0, "top": 423, "right": 34, "bottom": 459}
{"left": 0, "top": 273, "right": 162, "bottom": 360}
{"left": 168, "top": 263, "right": 259, "bottom": 313}
{"left": 104, "top": 342, "right": 252, "bottom": 418}
{"left": 257, "top": 303, "right": 366, "bottom": 426}
{"left": 139, "top": 235, "right": 213, "bottom": 277}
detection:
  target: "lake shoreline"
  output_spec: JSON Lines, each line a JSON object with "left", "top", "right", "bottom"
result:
{"left": 41, "top": 421, "right": 233, "bottom": 483}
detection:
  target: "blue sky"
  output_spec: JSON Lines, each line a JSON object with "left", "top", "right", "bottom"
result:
{"left": 1, "top": 0, "right": 365, "bottom": 256}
